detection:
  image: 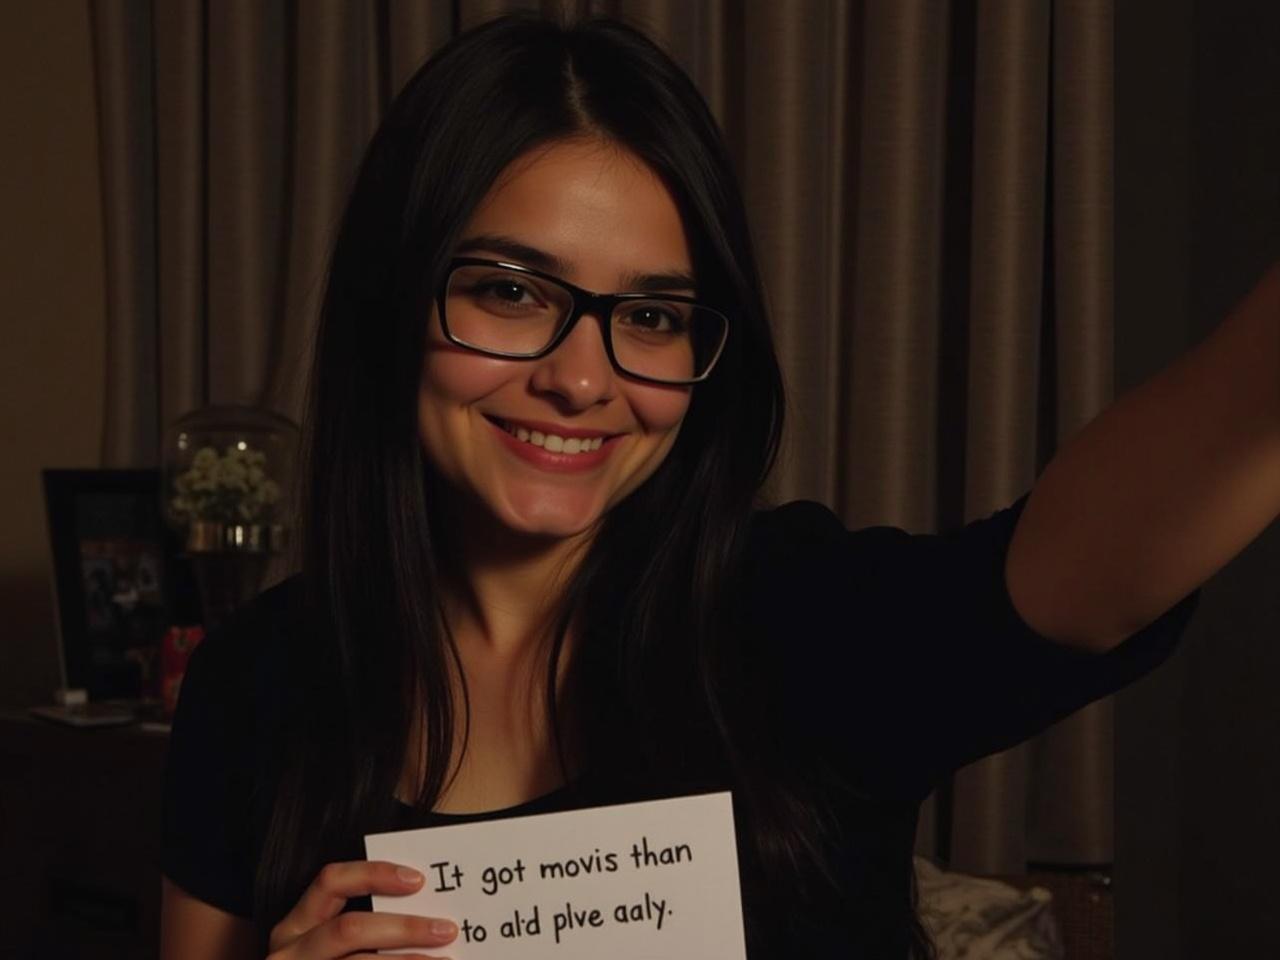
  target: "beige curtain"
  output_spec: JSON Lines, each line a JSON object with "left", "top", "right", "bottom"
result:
{"left": 90, "top": 0, "right": 1117, "bottom": 875}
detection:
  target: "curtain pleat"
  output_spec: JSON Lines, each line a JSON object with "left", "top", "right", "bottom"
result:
{"left": 842, "top": 0, "right": 950, "bottom": 531}
{"left": 948, "top": 0, "right": 1051, "bottom": 875}
{"left": 1052, "top": 0, "right": 1114, "bottom": 443}
{"left": 1026, "top": 0, "right": 1117, "bottom": 866}
{"left": 90, "top": 0, "right": 157, "bottom": 467}
{"left": 204, "top": 1, "right": 286, "bottom": 407}
{"left": 460, "top": 0, "right": 539, "bottom": 30}
{"left": 264, "top": 0, "right": 387, "bottom": 419}
{"left": 740, "top": 0, "right": 852, "bottom": 507}
{"left": 89, "top": 0, "right": 1121, "bottom": 875}
{"left": 153, "top": 0, "right": 205, "bottom": 433}
{"left": 387, "top": 0, "right": 454, "bottom": 95}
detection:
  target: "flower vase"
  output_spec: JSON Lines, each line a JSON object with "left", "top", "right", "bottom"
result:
{"left": 161, "top": 406, "right": 297, "bottom": 630}
{"left": 185, "top": 522, "right": 285, "bottom": 630}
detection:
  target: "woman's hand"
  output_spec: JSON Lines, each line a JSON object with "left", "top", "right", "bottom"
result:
{"left": 267, "top": 860, "right": 459, "bottom": 959}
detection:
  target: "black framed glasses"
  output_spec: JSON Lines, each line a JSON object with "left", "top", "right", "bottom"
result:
{"left": 436, "top": 257, "right": 729, "bottom": 385}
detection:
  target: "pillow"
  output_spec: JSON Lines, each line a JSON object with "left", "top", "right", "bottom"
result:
{"left": 915, "top": 856, "right": 1064, "bottom": 960}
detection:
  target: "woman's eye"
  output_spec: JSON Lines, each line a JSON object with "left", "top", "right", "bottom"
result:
{"left": 480, "top": 279, "right": 533, "bottom": 303}
{"left": 622, "top": 306, "right": 684, "bottom": 332}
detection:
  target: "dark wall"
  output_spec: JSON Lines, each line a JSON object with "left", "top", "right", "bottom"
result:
{"left": 1113, "top": 3, "right": 1193, "bottom": 957}
{"left": 0, "top": 0, "right": 106, "bottom": 709}
{"left": 1116, "top": 2, "right": 1280, "bottom": 958}
{"left": 1180, "top": 1, "right": 1280, "bottom": 955}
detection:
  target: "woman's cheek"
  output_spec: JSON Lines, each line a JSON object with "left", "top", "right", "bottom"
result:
{"left": 614, "top": 382, "right": 692, "bottom": 494}
{"left": 417, "top": 346, "right": 518, "bottom": 480}
{"left": 626, "top": 382, "right": 692, "bottom": 435}
{"left": 421, "top": 342, "right": 518, "bottom": 405}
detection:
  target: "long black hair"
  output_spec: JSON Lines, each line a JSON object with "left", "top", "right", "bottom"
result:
{"left": 257, "top": 12, "right": 931, "bottom": 958}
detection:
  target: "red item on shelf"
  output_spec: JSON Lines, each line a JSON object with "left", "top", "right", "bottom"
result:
{"left": 161, "top": 625, "right": 205, "bottom": 720}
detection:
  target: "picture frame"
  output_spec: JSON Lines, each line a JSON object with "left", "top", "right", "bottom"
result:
{"left": 42, "top": 469, "right": 175, "bottom": 702}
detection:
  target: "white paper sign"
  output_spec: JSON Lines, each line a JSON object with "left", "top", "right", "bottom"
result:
{"left": 364, "top": 791, "right": 746, "bottom": 959}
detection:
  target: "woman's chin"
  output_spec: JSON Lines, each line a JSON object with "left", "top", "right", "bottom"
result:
{"left": 493, "top": 490, "right": 606, "bottom": 541}
{"left": 498, "top": 508, "right": 601, "bottom": 541}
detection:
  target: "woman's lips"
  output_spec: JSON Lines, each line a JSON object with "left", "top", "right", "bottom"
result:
{"left": 485, "top": 415, "right": 621, "bottom": 472}
{"left": 485, "top": 414, "right": 616, "bottom": 440}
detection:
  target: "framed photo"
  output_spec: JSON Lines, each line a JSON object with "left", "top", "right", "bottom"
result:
{"left": 42, "top": 469, "right": 174, "bottom": 701}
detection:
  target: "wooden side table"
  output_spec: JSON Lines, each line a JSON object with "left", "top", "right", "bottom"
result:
{"left": 0, "top": 713, "right": 169, "bottom": 960}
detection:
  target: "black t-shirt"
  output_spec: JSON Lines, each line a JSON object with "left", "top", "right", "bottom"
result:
{"left": 162, "top": 492, "right": 1200, "bottom": 957}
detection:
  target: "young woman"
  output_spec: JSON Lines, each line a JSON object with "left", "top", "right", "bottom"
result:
{"left": 160, "top": 12, "right": 1275, "bottom": 960}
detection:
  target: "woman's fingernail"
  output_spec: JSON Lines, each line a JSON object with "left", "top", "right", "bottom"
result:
{"left": 432, "top": 919, "right": 458, "bottom": 938}
{"left": 396, "top": 866, "right": 424, "bottom": 884}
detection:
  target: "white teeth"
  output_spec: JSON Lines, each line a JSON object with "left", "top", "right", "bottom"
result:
{"left": 496, "top": 419, "right": 607, "bottom": 454}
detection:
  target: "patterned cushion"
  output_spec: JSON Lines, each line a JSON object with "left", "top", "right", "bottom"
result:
{"left": 916, "top": 857, "right": 1065, "bottom": 959}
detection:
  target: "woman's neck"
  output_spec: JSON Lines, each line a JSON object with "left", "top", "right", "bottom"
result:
{"left": 399, "top": 483, "right": 594, "bottom": 807}
{"left": 435, "top": 488, "right": 596, "bottom": 661}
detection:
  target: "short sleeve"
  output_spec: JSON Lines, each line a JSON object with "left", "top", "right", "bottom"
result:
{"left": 747, "top": 493, "right": 1201, "bottom": 802}
{"left": 161, "top": 624, "right": 259, "bottom": 916}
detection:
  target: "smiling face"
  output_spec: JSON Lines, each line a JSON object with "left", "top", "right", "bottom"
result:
{"left": 418, "top": 138, "right": 696, "bottom": 541}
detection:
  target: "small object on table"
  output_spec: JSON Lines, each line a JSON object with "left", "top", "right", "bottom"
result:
{"left": 29, "top": 688, "right": 137, "bottom": 727}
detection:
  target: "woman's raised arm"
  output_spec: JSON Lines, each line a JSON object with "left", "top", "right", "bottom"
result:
{"left": 1005, "top": 260, "right": 1280, "bottom": 651}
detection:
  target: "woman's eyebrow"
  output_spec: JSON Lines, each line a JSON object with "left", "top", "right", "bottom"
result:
{"left": 625, "top": 269, "right": 698, "bottom": 294}
{"left": 455, "top": 233, "right": 564, "bottom": 273}
{"left": 454, "top": 233, "right": 697, "bottom": 293}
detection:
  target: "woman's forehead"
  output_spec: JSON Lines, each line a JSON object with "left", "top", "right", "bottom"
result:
{"left": 461, "top": 138, "right": 694, "bottom": 291}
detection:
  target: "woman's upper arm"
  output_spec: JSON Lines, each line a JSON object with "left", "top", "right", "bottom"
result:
{"left": 162, "top": 618, "right": 265, "bottom": 919}
{"left": 161, "top": 875, "right": 261, "bottom": 960}
{"left": 749, "top": 495, "right": 1201, "bottom": 798}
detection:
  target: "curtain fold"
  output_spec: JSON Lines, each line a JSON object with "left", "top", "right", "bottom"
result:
{"left": 263, "top": 0, "right": 387, "bottom": 420}
{"left": 89, "top": 0, "right": 1118, "bottom": 876}
{"left": 1028, "top": 0, "right": 1117, "bottom": 867}
{"left": 90, "top": 0, "right": 157, "bottom": 467}
{"left": 153, "top": 0, "right": 205, "bottom": 428}
{"left": 948, "top": 0, "right": 1051, "bottom": 873}
{"left": 741, "top": 0, "right": 853, "bottom": 507}
{"left": 204, "top": 0, "right": 288, "bottom": 409}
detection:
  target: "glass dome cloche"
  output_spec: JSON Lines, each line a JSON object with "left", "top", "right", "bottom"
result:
{"left": 161, "top": 405, "right": 299, "bottom": 627}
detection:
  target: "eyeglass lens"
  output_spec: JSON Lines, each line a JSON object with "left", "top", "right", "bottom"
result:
{"left": 444, "top": 264, "right": 725, "bottom": 382}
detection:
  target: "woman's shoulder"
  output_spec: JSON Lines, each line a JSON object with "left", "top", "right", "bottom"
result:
{"left": 748, "top": 497, "right": 918, "bottom": 545}
{"left": 750, "top": 497, "right": 842, "bottom": 531}
{"left": 741, "top": 500, "right": 895, "bottom": 644}
{"left": 176, "top": 574, "right": 301, "bottom": 718}
{"left": 163, "top": 575, "right": 301, "bottom": 918}
{"left": 745, "top": 499, "right": 907, "bottom": 586}
{"left": 747, "top": 495, "right": 1032, "bottom": 568}
{"left": 191, "top": 572, "right": 298, "bottom": 660}
{"left": 748, "top": 499, "right": 841, "bottom": 555}
{"left": 741, "top": 494, "right": 1034, "bottom": 632}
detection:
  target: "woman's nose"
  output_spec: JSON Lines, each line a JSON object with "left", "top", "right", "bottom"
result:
{"left": 528, "top": 311, "right": 617, "bottom": 409}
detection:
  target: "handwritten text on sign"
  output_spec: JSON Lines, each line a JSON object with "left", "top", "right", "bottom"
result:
{"left": 364, "top": 791, "right": 746, "bottom": 959}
